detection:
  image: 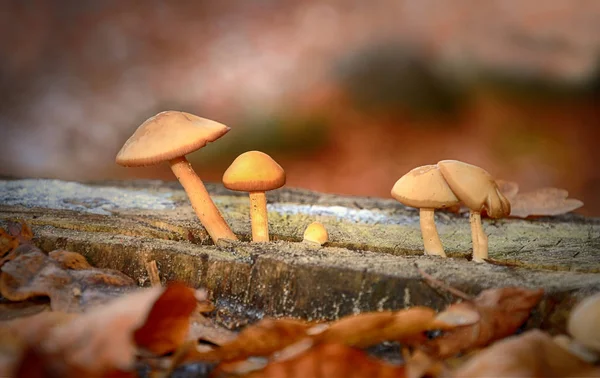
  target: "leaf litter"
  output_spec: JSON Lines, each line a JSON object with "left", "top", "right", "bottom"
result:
{"left": 0, "top": 221, "right": 598, "bottom": 377}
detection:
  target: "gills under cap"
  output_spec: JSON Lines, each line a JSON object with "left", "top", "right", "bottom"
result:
{"left": 223, "top": 151, "right": 285, "bottom": 192}
{"left": 391, "top": 165, "right": 459, "bottom": 209}
{"left": 116, "top": 111, "right": 231, "bottom": 167}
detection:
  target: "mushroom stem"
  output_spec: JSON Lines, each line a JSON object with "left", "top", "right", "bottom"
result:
{"left": 469, "top": 211, "right": 488, "bottom": 262}
{"left": 169, "top": 156, "right": 237, "bottom": 243}
{"left": 419, "top": 208, "right": 446, "bottom": 257}
{"left": 249, "top": 191, "right": 269, "bottom": 242}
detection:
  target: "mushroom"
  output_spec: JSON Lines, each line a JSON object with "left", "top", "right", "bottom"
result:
{"left": 303, "top": 222, "right": 328, "bottom": 246}
{"left": 567, "top": 292, "right": 600, "bottom": 362}
{"left": 222, "top": 151, "right": 285, "bottom": 242}
{"left": 116, "top": 111, "right": 237, "bottom": 243}
{"left": 391, "top": 165, "right": 460, "bottom": 257}
{"left": 437, "top": 160, "right": 510, "bottom": 262}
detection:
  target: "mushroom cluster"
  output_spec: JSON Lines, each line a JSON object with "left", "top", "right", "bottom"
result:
{"left": 116, "top": 111, "right": 292, "bottom": 245}
{"left": 391, "top": 160, "right": 510, "bottom": 262}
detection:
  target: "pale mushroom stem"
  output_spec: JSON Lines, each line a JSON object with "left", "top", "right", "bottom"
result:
{"left": 419, "top": 208, "right": 446, "bottom": 257}
{"left": 469, "top": 211, "right": 488, "bottom": 262}
{"left": 169, "top": 156, "right": 237, "bottom": 243}
{"left": 249, "top": 191, "right": 269, "bottom": 242}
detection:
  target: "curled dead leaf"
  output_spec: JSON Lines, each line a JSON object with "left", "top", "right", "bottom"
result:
{"left": 49, "top": 250, "right": 93, "bottom": 270}
{"left": 185, "top": 318, "right": 312, "bottom": 363}
{"left": 133, "top": 282, "right": 198, "bottom": 356}
{"left": 452, "top": 330, "right": 600, "bottom": 377}
{"left": 0, "top": 246, "right": 135, "bottom": 312}
{"left": 424, "top": 287, "right": 544, "bottom": 358}
{"left": 242, "top": 343, "right": 406, "bottom": 378}
{"left": 314, "top": 307, "right": 447, "bottom": 348}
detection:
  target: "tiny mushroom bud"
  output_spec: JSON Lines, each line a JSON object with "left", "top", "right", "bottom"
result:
{"left": 303, "top": 222, "right": 328, "bottom": 246}
{"left": 437, "top": 160, "right": 510, "bottom": 262}
{"left": 222, "top": 151, "right": 285, "bottom": 242}
{"left": 567, "top": 292, "right": 600, "bottom": 358}
{"left": 391, "top": 165, "right": 460, "bottom": 257}
{"left": 116, "top": 111, "right": 237, "bottom": 244}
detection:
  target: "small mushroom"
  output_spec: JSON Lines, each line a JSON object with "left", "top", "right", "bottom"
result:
{"left": 391, "top": 165, "right": 460, "bottom": 257}
{"left": 303, "top": 222, "right": 328, "bottom": 246}
{"left": 437, "top": 160, "right": 511, "bottom": 262}
{"left": 116, "top": 111, "right": 237, "bottom": 243}
{"left": 567, "top": 292, "right": 600, "bottom": 360}
{"left": 222, "top": 151, "right": 285, "bottom": 242}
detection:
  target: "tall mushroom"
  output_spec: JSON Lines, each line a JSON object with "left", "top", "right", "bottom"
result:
{"left": 391, "top": 165, "right": 460, "bottom": 257}
{"left": 222, "top": 151, "right": 285, "bottom": 242}
{"left": 116, "top": 111, "right": 237, "bottom": 243}
{"left": 437, "top": 160, "right": 511, "bottom": 262}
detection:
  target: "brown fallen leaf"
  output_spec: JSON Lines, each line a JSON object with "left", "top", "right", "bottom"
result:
{"left": 509, "top": 187, "right": 584, "bottom": 218}
{"left": 49, "top": 250, "right": 93, "bottom": 270}
{"left": 0, "top": 311, "right": 78, "bottom": 376}
{"left": 32, "top": 283, "right": 199, "bottom": 376}
{"left": 239, "top": 343, "right": 406, "bottom": 378}
{"left": 452, "top": 330, "right": 600, "bottom": 377}
{"left": 6, "top": 221, "right": 33, "bottom": 244}
{"left": 423, "top": 287, "right": 544, "bottom": 358}
{"left": 404, "top": 349, "right": 445, "bottom": 378}
{"left": 184, "top": 318, "right": 313, "bottom": 363}
{"left": 312, "top": 307, "right": 450, "bottom": 348}
{"left": 134, "top": 282, "right": 198, "bottom": 356}
{"left": 187, "top": 311, "right": 238, "bottom": 346}
{"left": 0, "top": 229, "right": 18, "bottom": 259}
{"left": 0, "top": 246, "right": 135, "bottom": 312}
{"left": 0, "top": 221, "right": 33, "bottom": 267}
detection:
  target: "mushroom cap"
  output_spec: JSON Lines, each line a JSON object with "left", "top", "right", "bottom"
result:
{"left": 222, "top": 151, "right": 286, "bottom": 192}
{"left": 303, "top": 222, "right": 328, "bottom": 245}
{"left": 437, "top": 160, "right": 511, "bottom": 218}
{"left": 567, "top": 292, "right": 600, "bottom": 352}
{"left": 116, "top": 111, "right": 230, "bottom": 167}
{"left": 391, "top": 165, "right": 460, "bottom": 209}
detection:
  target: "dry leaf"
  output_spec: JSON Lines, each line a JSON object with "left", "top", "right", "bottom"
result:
{"left": 0, "top": 246, "right": 135, "bottom": 312}
{"left": 185, "top": 318, "right": 312, "bottom": 363}
{"left": 6, "top": 221, "right": 33, "bottom": 244}
{"left": 509, "top": 187, "right": 584, "bottom": 218}
{"left": 0, "top": 229, "right": 18, "bottom": 259}
{"left": 133, "top": 282, "right": 198, "bottom": 356}
{"left": 404, "top": 350, "right": 445, "bottom": 378}
{"left": 241, "top": 343, "right": 405, "bottom": 378}
{"left": 0, "top": 311, "right": 78, "bottom": 376}
{"left": 424, "top": 287, "right": 544, "bottom": 358}
{"left": 313, "top": 307, "right": 449, "bottom": 348}
{"left": 49, "top": 250, "right": 93, "bottom": 270}
{"left": 187, "top": 311, "right": 238, "bottom": 346}
{"left": 452, "top": 330, "right": 600, "bottom": 377}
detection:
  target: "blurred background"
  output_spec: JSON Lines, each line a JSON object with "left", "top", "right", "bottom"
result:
{"left": 0, "top": 0, "right": 599, "bottom": 215}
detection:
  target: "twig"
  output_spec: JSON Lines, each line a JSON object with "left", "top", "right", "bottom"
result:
{"left": 414, "top": 264, "right": 473, "bottom": 301}
{"left": 145, "top": 260, "right": 161, "bottom": 287}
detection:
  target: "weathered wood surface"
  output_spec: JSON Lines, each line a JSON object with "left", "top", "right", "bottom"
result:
{"left": 0, "top": 179, "right": 599, "bottom": 329}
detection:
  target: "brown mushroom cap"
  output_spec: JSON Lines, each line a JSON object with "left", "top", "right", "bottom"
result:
{"left": 567, "top": 293, "right": 600, "bottom": 352}
{"left": 115, "top": 111, "right": 231, "bottom": 167}
{"left": 437, "top": 160, "right": 511, "bottom": 218}
{"left": 391, "top": 165, "right": 459, "bottom": 209}
{"left": 223, "top": 151, "right": 286, "bottom": 192}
